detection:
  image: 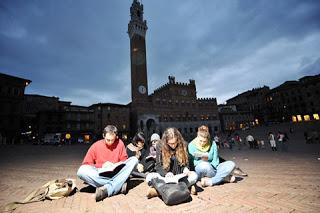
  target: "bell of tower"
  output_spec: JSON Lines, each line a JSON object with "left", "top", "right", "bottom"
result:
{"left": 128, "top": 0, "right": 148, "bottom": 105}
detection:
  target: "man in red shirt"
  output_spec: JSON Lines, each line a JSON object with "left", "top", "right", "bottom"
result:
{"left": 77, "top": 125, "right": 138, "bottom": 201}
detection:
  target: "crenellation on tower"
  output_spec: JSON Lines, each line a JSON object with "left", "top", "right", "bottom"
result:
{"left": 128, "top": 0, "right": 220, "bottom": 138}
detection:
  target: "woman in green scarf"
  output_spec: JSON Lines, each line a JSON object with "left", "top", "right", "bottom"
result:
{"left": 188, "top": 125, "right": 236, "bottom": 187}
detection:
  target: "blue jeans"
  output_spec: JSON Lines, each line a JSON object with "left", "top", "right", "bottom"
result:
{"left": 195, "top": 161, "right": 235, "bottom": 185}
{"left": 77, "top": 156, "right": 138, "bottom": 197}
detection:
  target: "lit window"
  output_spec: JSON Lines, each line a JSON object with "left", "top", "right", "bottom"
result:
{"left": 313, "top": 114, "right": 319, "bottom": 120}
{"left": 303, "top": 115, "right": 310, "bottom": 121}
{"left": 292, "top": 116, "right": 297, "bottom": 122}
{"left": 297, "top": 115, "right": 302, "bottom": 122}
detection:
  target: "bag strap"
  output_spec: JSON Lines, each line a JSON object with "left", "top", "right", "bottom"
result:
{"left": 3, "top": 180, "right": 53, "bottom": 212}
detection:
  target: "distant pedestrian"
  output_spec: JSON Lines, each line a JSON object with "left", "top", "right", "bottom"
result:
{"left": 229, "top": 137, "right": 234, "bottom": 150}
{"left": 277, "top": 131, "right": 289, "bottom": 152}
{"left": 213, "top": 135, "right": 221, "bottom": 148}
{"left": 258, "top": 140, "right": 265, "bottom": 149}
{"left": 234, "top": 133, "right": 242, "bottom": 150}
{"left": 246, "top": 134, "right": 254, "bottom": 149}
{"left": 268, "top": 132, "right": 277, "bottom": 151}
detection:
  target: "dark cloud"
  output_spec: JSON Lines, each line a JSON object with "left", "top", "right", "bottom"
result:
{"left": 1, "top": 0, "right": 320, "bottom": 105}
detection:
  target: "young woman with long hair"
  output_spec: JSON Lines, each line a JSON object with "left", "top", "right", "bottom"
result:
{"left": 145, "top": 127, "right": 198, "bottom": 198}
{"left": 188, "top": 125, "right": 236, "bottom": 187}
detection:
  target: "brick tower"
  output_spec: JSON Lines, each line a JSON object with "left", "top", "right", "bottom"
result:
{"left": 128, "top": 0, "right": 148, "bottom": 106}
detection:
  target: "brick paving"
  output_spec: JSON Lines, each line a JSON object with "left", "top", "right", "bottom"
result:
{"left": 0, "top": 143, "right": 319, "bottom": 213}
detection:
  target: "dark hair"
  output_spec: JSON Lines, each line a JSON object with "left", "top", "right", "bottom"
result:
{"left": 132, "top": 132, "right": 145, "bottom": 146}
{"left": 102, "top": 125, "right": 118, "bottom": 137}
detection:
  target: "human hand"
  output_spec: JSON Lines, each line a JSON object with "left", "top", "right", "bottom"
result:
{"left": 102, "top": 161, "right": 114, "bottom": 168}
{"left": 137, "top": 163, "right": 144, "bottom": 173}
{"left": 182, "top": 167, "right": 190, "bottom": 175}
{"left": 201, "top": 153, "right": 209, "bottom": 161}
{"left": 201, "top": 155, "right": 209, "bottom": 161}
{"left": 165, "top": 172, "right": 174, "bottom": 178}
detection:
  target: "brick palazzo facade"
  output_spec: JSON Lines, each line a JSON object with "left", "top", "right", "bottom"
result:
{"left": 128, "top": 0, "right": 220, "bottom": 141}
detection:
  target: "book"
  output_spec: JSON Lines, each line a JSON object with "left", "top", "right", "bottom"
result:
{"left": 163, "top": 173, "right": 187, "bottom": 184}
{"left": 193, "top": 151, "right": 208, "bottom": 158}
{"left": 145, "top": 155, "right": 156, "bottom": 161}
{"left": 98, "top": 161, "right": 126, "bottom": 178}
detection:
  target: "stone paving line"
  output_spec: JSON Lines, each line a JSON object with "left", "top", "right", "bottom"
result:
{"left": 0, "top": 144, "right": 319, "bottom": 212}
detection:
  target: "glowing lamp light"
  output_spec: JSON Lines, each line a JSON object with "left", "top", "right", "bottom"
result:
{"left": 65, "top": 133, "right": 71, "bottom": 139}
{"left": 292, "top": 116, "right": 297, "bottom": 122}
{"left": 84, "top": 135, "right": 90, "bottom": 141}
{"left": 123, "top": 134, "right": 128, "bottom": 140}
{"left": 313, "top": 114, "right": 319, "bottom": 120}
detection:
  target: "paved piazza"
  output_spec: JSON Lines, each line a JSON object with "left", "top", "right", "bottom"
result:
{"left": 0, "top": 141, "right": 319, "bottom": 212}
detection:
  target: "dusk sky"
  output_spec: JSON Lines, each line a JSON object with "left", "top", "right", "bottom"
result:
{"left": 1, "top": 0, "right": 320, "bottom": 106}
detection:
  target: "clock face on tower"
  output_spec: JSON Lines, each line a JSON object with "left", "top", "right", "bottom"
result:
{"left": 138, "top": 85, "right": 146, "bottom": 94}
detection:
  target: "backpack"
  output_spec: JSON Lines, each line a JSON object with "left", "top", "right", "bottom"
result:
{"left": 4, "top": 178, "right": 76, "bottom": 212}
{"left": 150, "top": 178, "right": 190, "bottom": 206}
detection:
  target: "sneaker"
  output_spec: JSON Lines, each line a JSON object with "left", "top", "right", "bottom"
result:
{"left": 200, "top": 177, "right": 211, "bottom": 187}
{"left": 120, "top": 182, "right": 127, "bottom": 194}
{"left": 232, "top": 167, "right": 248, "bottom": 177}
{"left": 224, "top": 175, "right": 236, "bottom": 183}
{"left": 146, "top": 187, "right": 158, "bottom": 199}
{"left": 190, "top": 185, "right": 197, "bottom": 195}
{"left": 95, "top": 186, "right": 108, "bottom": 202}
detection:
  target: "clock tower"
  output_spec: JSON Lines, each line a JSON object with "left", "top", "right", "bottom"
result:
{"left": 128, "top": 0, "right": 148, "bottom": 105}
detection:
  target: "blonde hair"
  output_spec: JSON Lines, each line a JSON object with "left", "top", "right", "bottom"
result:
{"left": 197, "top": 125, "right": 210, "bottom": 140}
{"left": 161, "top": 128, "right": 188, "bottom": 171}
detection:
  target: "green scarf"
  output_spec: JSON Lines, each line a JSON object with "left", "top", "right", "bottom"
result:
{"left": 191, "top": 137, "right": 211, "bottom": 152}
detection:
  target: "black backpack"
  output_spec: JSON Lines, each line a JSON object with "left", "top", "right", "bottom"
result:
{"left": 150, "top": 178, "right": 190, "bottom": 205}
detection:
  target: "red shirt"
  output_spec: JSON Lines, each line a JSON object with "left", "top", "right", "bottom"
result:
{"left": 82, "top": 139, "right": 128, "bottom": 168}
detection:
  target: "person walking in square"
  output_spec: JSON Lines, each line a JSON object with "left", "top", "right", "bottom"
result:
{"left": 268, "top": 132, "right": 277, "bottom": 151}
{"left": 77, "top": 125, "right": 138, "bottom": 202}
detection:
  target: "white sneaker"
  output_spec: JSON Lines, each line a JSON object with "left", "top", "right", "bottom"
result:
{"left": 224, "top": 175, "right": 236, "bottom": 183}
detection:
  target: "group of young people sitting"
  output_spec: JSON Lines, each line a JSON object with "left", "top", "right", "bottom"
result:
{"left": 77, "top": 125, "right": 247, "bottom": 203}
